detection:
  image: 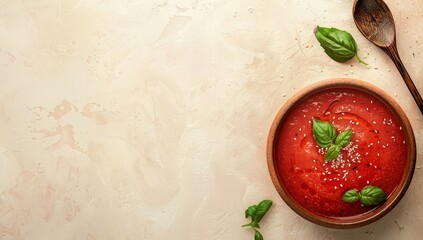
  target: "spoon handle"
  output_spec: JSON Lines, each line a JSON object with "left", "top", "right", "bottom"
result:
{"left": 384, "top": 45, "right": 423, "bottom": 114}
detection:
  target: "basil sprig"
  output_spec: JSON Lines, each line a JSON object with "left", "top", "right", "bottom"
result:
{"left": 242, "top": 200, "right": 272, "bottom": 240}
{"left": 314, "top": 26, "right": 367, "bottom": 65}
{"left": 312, "top": 119, "right": 352, "bottom": 161}
{"left": 342, "top": 186, "right": 386, "bottom": 206}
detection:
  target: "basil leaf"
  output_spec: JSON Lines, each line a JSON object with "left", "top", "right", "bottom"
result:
{"left": 254, "top": 230, "right": 264, "bottom": 240}
{"left": 335, "top": 129, "right": 353, "bottom": 147}
{"left": 314, "top": 26, "right": 367, "bottom": 65}
{"left": 325, "top": 144, "right": 341, "bottom": 161}
{"left": 360, "top": 186, "right": 386, "bottom": 206}
{"left": 315, "top": 26, "right": 356, "bottom": 62}
{"left": 253, "top": 200, "right": 273, "bottom": 224}
{"left": 245, "top": 205, "right": 257, "bottom": 219}
{"left": 342, "top": 189, "right": 360, "bottom": 203}
{"left": 313, "top": 119, "right": 337, "bottom": 148}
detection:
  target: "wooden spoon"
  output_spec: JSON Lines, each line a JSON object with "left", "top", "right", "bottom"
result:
{"left": 353, "top": 0, "right": 423, "bottom": 114}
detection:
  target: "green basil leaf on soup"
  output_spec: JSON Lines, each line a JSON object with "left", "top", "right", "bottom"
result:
{"left": 313, "top": 119, "right": 337, "bottom": 148}
{"left": 360, "top": 186, "right": 387, "bottom": 206}
{"left": 325, "top": 144, "right": 341, "bottom": 161}
{"left": 335, "top": 129, "right": 353, "bottom": 147}
{"left": 342, "top": 189, "right": 360, "bottom": 203}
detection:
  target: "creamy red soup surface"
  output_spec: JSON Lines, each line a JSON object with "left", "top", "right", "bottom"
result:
{"left": 275, "top": 87, "right": 407, "bottom": 217}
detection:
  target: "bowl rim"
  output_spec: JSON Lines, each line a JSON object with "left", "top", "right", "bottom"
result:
{"left": 266, "top": 78, "right": 416, "bottom": 229}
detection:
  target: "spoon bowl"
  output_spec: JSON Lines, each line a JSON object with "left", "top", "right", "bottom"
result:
{"left": 353, "top": 0, "right": 423, "bottom": 114}
{"left": 353, "top": 0, "right": 395, "bottom": 47}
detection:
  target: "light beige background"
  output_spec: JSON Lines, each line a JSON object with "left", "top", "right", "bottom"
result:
{"left": 0, "top": 0, "right": 422, "bottom": 239}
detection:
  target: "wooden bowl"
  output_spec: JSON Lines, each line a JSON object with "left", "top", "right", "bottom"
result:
{"left": 267, "top": 78, "right": 416, "bottom": 228}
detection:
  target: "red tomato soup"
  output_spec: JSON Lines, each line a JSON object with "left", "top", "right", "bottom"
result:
{"left": 275, "top": 88, "right": 407, "bottom": 217}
